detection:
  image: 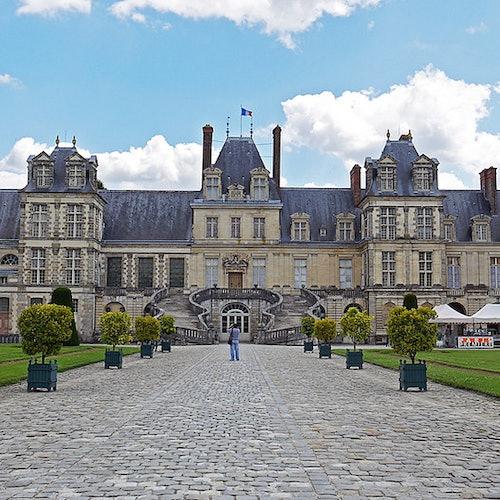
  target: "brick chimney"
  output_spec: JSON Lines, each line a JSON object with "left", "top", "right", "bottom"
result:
{"left": 272, "top": 125, "right": 281, "bottom": 188}
{"left": 202, "top": 124, "right": 213, "bottom": 171}
{"left": 480, "top": 166, "right": 497, "bottom": 214}
{"left": 350, "top": 164, "right": 362, "bottom": 206}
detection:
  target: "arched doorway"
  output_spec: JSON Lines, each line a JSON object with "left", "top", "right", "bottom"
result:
{"left": 446, "top": 302, "right": 467, "bottom": 346}
{"left": 448, "top": 302, "right": 466, "bottom": 314}
{"left": 344, "top": 303, "right": 362, "bottom": 314}
{"left": 221, "top": 302, "right": 249, "bottom": 335}
{"left": 383, "top": 302, "right": 396, "bottom": 326}
{"left": 105, "top": 302, "right": 125, "bottom": 313}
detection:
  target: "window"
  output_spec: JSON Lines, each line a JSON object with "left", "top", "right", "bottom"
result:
{"left": 169, "top": 258, "right": 185, "bottom": 288}
{"left": 88, "top": 206, "right": 101, "bottom": 239}
{"left": 231, "top": 217, "right": 241, "bottom": 238}
{"left": 416, "top": 207, "right": 433, "bottom": 239}
{"left": 0, "top": 277, "right": 7, "bottom": 285}
{"left": 253, "top": 217, "right": 265, "bottom": 239}
{"left": 413, "top": 167, "right": 431, "bottom": 191}
{"left": 319, "top": 228, "right": 327, "bottom": 237}
{"left": 444, "top": 222, "right": 455, "bottom": 241}
{"left": 72, "top": 299, "right": 79, "bottom": 313}
{"left": 339, "top": 259, "right": 353, "bottom": 289}
{"left": 66, "top": 205, "right": 83, "bottom": 238}
{"left": 363, "top": 211, "right": 372, "bottom": 239}
{"left": 66, "top": 249, "right": 82, "bottom": 285}
{"left": 106, "top": 257, "right": 122, "bottom": 288}
{"left": 419, "top": 252, "right": 433, "bottom": 287}
{"left": 379, "top": 166, "right": 396, "bottom": 191}
{"left": 0, "top": 254, "right": 18, "bottom": 266}
{"left": 363, "top": 252, "right": 369, "bottom": 287}
{"left": 30, "top": 297, "right": 43, "bottom": 305}
{"left": 138, "top": 257, "right": 154, "bottom": 288}
{"left": 35, "top": 163, "right": 53, "bottom": 188}
{"left": 30, "top": 204, "right": 48, "bottom": 238}
{"left": 253, "top": 259, "right": 266, "bottom": 288}
{"left": 205, "top": 176, "right": 220, "bottom": 199}
{"left": 205, "top": 258, "right": 218, "bottom": 287}
{"left": 491, "top": 257, "right": 500, "bottom": 289}
{"left": 294, "top": 259, "right": 307, "bottom": 288}
{"left": 338, "top": 221, "right": 353, "bottom": 241}
{"left": 31, "top": 248, "right": 46, "bottom": 285}
{"left": 447, "top": 257, "right": 461, "bottom": 289}
{"left": 67, "top": 164, "right": 85, "bottom": 188}
{"left": 475, "top": 223, "right": 488, "bottom": 242}
{"left": 380, "top": 207, "right": 396, "bottom": 239}
{"left": 252, "top": 177, "right": 268, "bottom": 200}
{"left": 382, "top": 251, "right": 396, "bottom": 287}
{"left": 90, "top": 251, "right": 100, "bottom": 286}
{"left": 206, "top": 217, "right": 218, "bottom": 238}
{"left": 293, "top": 222, "right": 307, "bottom": 241}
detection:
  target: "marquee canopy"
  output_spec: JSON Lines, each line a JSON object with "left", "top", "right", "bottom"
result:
{"left": 430, "top": 304, "right": 472, "bottom": 324}
{"left": 470, "top": 303, "right": 500, "bottom": 323}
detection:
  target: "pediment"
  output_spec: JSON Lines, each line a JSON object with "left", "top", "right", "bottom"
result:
{"left": 250, "top": 166, "right": 269, "bottom": 177}
{"left": 336, "top": 212, "right": 355, "bottom": 220}
{"left": 291, "top": 212, "right": 310, "bottom": 220}
{"left": 32, "top": 151, "right": 52, "bottom": 162}
{"left": 203, "top": 167, "right": 222, "bottom": 176}
{"left": 66, "top": 152, "right": 87, "bottom": 163}
{"left": 378, "top": 155, "right": 397, "bottom": 165}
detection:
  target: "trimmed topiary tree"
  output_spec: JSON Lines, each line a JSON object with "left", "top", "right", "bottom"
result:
{"left": 51, "top": 287, "right": 79, "bottom": 346}
{"left": 340, "top": 307, "right": 373, "bottom": 369}
{"left": 314, "top": 318, "right": 337, "bottom": 359}
{"left": 100, "top": 311, "right": 132, "bottom": 369}
{"left": 301, "top": 315, "right": 315, "bottom": 353}
{"left": 135, "top": 316, "right": 160, "bottom": 358}
{"left": 403, "top": 293, "right": 418, "bottom": 310}
{"left": 159, "top": 315, "right": 175, "bottom": 352}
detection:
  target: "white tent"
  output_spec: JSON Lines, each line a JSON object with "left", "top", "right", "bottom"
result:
{"left": 430, "top": 304, "right": 472, "bottom": 324}
{"left": 470, "top": 303, "right": 500, "bottom": 323}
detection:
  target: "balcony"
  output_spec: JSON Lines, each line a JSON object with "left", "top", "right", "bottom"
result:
{"left": 446, "top": 288, "right": 464, "bottom": 297}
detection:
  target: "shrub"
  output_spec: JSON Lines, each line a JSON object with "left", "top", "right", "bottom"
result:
{"left": 99, "top": 312, "right": 132, "bottom": 350}
{"left": 300, "top": 316, "right": 315, "bottom": 339}
{"left": 340, "top": 307, "right": 373, "bottom": 350}
{"left": 387, "top": 306, "right": 437, "bottom": 363}
{"left": 51, "top": 287, "right": 79, "bottom": 346}
{"left": 313, "top": 318, "right": 337, "bottom": 344}
{"left": 135, "top": 316, "right": 160, "bottom": 343}
{"left": 403, "top": 293, "right": 418, "bottom": 310}
{"left": 18, "top": 304, "right": 73, "bottom": 363}
{"left": 159, "top": 315, "right": 175, "bottom": 338}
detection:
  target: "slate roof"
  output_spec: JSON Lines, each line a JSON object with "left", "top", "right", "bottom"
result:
{"left": 0, "top": 190, "right": 20, "bottom": 240}
{"left": 100, "top": 190, "right": 197, "bottom": 242}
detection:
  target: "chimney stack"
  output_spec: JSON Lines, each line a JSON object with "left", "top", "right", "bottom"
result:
{"left": 202, "top": 124, "right": 213, "bottom": 171}
{"left": 350, "top": 164, "right": 362, "bottom": 206}
{"left": 272, "top": 125, "right": 281, "bottom": 188}
{"left": 480, "top": 166, "right": 497, "bottom": 214}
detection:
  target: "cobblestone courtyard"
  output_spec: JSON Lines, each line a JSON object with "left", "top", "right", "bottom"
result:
{"left": 0, "top": 345, "right": 499, "bottom": 499}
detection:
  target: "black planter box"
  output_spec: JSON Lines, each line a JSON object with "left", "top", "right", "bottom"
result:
{"left": 140, "top": 343, "right": 154, "bottom": 358}
{"left": 104, "top": 350, "right": 123, "bottom": 369}
{"left": 399, "top": 361, "right": 427, "bottom": 391}
{"left": 303, "top": 340, "right": 314, "bottom": 353}
{"left": 27, "top": 361, "right": 57, "bottom": 392}
{"left": 346, "top": 350, "right": 363, "bottom": 369}
{"left": 318, "top": 343, "right": 332, "bottom": 359}
{"left": 161, "top": 340, "right": 172, "bottom": 352}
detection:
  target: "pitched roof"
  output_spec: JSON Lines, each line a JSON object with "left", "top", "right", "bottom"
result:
{"left": 0, "top": 190, "right": 20, "bottom": 240}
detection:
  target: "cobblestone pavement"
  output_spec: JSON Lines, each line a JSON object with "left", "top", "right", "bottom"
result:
{"left": 0, "top": 345, "right": 499, "bottom": 499}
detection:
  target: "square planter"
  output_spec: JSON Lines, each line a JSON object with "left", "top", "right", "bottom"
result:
{"left": 161, "top": 339, "right": 172, "bottom": 353}
{"left": 140, "top": 343, "right": 154, "bottom": 358}
{"left": 346, "top": 349, "right": 363, "bottom": 369}
{"left": 104, "top": 349, "right": 123, "bottom": 369}
{"left": 303, "top": 340, "right": 314, "bottom": 353}
{"left": 318, "top": 343, "right": 332, "bottom": 359}
{"left": 399, "top": 361, "right": 427, "bottom": 391}
{"left": 27, "top": 360, "right": 57, "bottom": 392}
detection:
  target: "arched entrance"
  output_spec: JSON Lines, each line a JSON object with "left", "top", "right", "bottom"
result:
{"left": 344, "top": 303, "right": 362, "bottom": 314}
{"left": 221, "top": 302, "right": 249, "bottom": 336}
{"left": 105, "top": 302, "right": 125, "bottom": 313}
{"left": 448, "top": 302, "right": 466, "bottom": 314}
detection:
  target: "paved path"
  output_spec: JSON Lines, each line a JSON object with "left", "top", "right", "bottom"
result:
{"left": 0, "top": 345, "right": 499, "bottom": 499}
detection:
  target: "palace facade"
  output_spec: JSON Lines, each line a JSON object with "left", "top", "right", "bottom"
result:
{"left": 0, "top": 126, "right": 499, "bottom": 343}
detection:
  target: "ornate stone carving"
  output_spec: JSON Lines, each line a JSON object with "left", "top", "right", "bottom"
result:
{"left": 222, "top": 254, "right": 249, "bottom": 271}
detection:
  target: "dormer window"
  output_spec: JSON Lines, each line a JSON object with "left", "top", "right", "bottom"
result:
{"left": 336, "top": 213, "right": 355, "bottom": 241}
{"left": 35, "top": 162, "right": 53, "bottom": 188}
{"left": 203, "top": 167, "right": 222, "bottom": 200}
{"left": 319, "top": 228, "right": 327, "bottom": 237}
{"left": 291, "top": 213, "right": 310, "bottom": 241}
{"left": 471, "top": 215, "right": 491, "bottom": 242}
{"left": 228, "top": 184, "right": 244, "bottom": 200}
{"left": 443, "top": 216, "right": 456, "bottom": 241}
{"left": 379, "top": 166, "right": 396, "bottom": 191}
{"left": 250, "top": 167, "right": 269, "bottom": 201}
{"left": 67, "top": 163, "right": 85, "bottom": 188}
{"left": 413, "top": 167, "right": 431, "bottom": 191}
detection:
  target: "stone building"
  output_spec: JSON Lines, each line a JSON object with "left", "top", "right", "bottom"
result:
{"left": 0, "top": 126, "right": 499, "bottom": 343}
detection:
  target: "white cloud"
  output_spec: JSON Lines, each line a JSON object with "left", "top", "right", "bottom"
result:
{"left": 0, "top": 74, "right": 23, "bottom": 88}
{"left": 17, "top": 0, "right": 92, "bottom": 16}
{"left": 281, "top": 65, "right": 500, "bottom": 187}
{"left": 367, "top": 20, "right": 375, "bottom": 30}
{"left": 303, "top": 182, "right": 337, "bottom": 188}
{"left": 109, "top": 0, "right": 381, "bottom": 48}
{"left": 438, "top": 172, "right": 466, "bottom": 190}
{"left": 466, "top": 21, "right": 487, "bottom": 35}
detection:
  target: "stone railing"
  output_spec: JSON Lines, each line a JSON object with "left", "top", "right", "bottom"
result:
{"left": 144, "top": 287, "right": 169, "bottom": 318}
{"left": 300, "top": 288, "right": 325, "bottom": 319}
{"left": 171, "top": 326, "right": 216, "bottom": 345}
{"left": 96, "top": 287, "right": 156, "bottom": 297}
{"left": 256, "top": 326, "right": 306, "bottom": 345}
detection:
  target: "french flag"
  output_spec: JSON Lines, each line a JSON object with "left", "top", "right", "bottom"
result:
{"left": 241, "top": 107, "right": 253, "bottom": 117}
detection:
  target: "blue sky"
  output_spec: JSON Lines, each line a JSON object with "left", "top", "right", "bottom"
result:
{"left": 1, "top": 0, "right": 500, "bottom": 190}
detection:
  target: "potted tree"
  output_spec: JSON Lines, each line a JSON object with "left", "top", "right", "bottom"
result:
{"left": 135, "top": 315, "right": 160, "bottom": 358}
{"left": 100, "top": 311, "right": 132, "bottom": 369}
{"left": 18, "top": 304, "right": 73, "bottom": 392}
{"left": 51, "top": 287, "right": 80, "bottom": 346}
{"left": 387, "top": 306, "right": 437, "bottom": 391}
{"left": 301, "top": 315, "right": 315, "bottom": 353}
{"left": 159, "top": 315, "right": 175, "bottom": 352}
{"left": 314, "top": 318, "right": 337, "bottom": 359}
{"left": 340, "top": 307, "right": 372, "bottom": 369}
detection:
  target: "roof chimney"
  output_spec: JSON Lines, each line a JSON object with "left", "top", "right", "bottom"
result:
{"left": 272, "top": 125, "right": 281, "bottom": 188}
{"left": 480, "top": 166, "right": 497, "bottom": 214}
{"left": 202, "top": 124, "right": 213, "bottom": 171}
{"left": 350, "top": 164, "right": 362, "bottom": 206}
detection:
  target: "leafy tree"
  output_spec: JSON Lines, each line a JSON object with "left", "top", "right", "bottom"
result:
{"left": 159, "top": 315, "right": 176, "bottom": 339}
{"left": 387, "top": 306, "right": 437, "bottom": 363}
{"left": 403, "top": 293, "right": 418, "bottom": 310}
{"left": 340, "top": 307, "right": 373, "bottom": 350}
{"left": 99, "top": 312, "right": 132, "bottom": 350}
{"left": 313, "top": 318, "right": 337, "bottom": 344}
{"left": 51, "top": 287, "right": 79, "bottom": 346}
{"left": 300, "top": 316, "right": 315, "bottom": 339}
{"left": 18, "top": 304, "right": 73, "bottom": 363}
{"left": 135, "top": 316, "right": 160, "bottom": 343}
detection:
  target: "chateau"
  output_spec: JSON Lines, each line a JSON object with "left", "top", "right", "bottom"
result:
{"left": 0, "top": 125, "right": 499, "bottom": 343}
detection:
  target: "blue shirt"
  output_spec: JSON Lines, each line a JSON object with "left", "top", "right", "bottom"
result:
{"left": 229, "top": 327, "right": 240, "bottom": 342}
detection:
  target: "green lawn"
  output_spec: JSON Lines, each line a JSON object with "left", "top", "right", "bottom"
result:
{"left": 0, "top": 344, "right": 140, "bottom": 387}
{"left": 333, "top": 348, "right": 500, "bottom": 398}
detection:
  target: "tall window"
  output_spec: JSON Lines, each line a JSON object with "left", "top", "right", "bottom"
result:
{"left": 66, "top": 249, "right": 82, "bottom": 285}
{"left": 253, "top": 177, "right": 268, "bottom": 200}
{"left": 206, "top": 217, "right": 218, "bottom": 238}
{"left": 413, "top": 167, "right": 431, "bottom": 191}
{"left": 293, "top": 221, "right": 307, "bottom": 241}
{"left": 31, "top": 249, "right": 46, "bottom": 285}
{"left": 253, "top": 217, "right": 265, "bottom": 238}
{"left": 380, "top": 207, "right": 396, "bottom": 239}
{"left": 294, "top": 259, "right": 307, "bottom": 288}
{"left": 205, "top": 258, "right": 218, "bottom": 287}
{"left": 491, "top": 257, "right": 500, "bottom": 289}
{"left": 475, "top": 223, "right": 488, "bottom": 242}
{"left": 67, "top": 164, "right": 85, "bottom": 188}
{"left": 231, "top": 217, "right": 241, "bottom": 238}
{"left": 419, "top": 252, "right": 433, "bottom": 287}
{"left": 379, "top": 166, "right": 396, "bottom": 191}
{"left": 447, "top": 257, "right": 461, "bottom": 289}
{"left": 138, "top": 257, "right": 154, "bottom": 288}
{"left": 106, "top": 257, "right": 122, "bottom": 288}
{"left": 338, "top": 221, "right": 353, "bottom": 241}
{"left": 444, "top": 222, "right": 455, "bottom": 241}
{"left": 206, "top": 176, "right": 220, "bottom": 199}
{"left": 66, "top": 205, "right": 83, "bottom": 238}
{"left": 30, "top": 204, "right": 48, "bottom": 238}
{"left": 35, "top": 163, "right": 53, "bottom": 188}
{"left": 90, "top": 250, "right": 100, "bottom": 286}
{"left": 416, "top": 207, "right": 433, "bottom": 239}
{"left": 382, "top": 251, "right": 396, "bottom": 287}
{"left": 169, "top": 258, "right": 185, "bottom": 288}
{"left": 253, "top": 259, "right": 266, "bottom": 288}
{"left": 339, "top": 259, "right": 353, "bottom": 289}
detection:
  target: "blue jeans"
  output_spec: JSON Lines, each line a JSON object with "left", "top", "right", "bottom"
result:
{"left": 230, "top": 340, "right": 240, "bottom": 361}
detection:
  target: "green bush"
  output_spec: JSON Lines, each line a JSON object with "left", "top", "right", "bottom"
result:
{"left": 18, "top": 304, "right": 73, "bottom": 363}
{"left": 51, "top": 287, "right": 79, "bottom": 346}
{"left": 99, "top": 312, "right": 132, "bottom": 350}
{"left": 159, "top": 315, "right": 176, "bottom": 338}
{"left": 135, "top": 316, "right": 160, "bottom": 343}
{"left": 403, "top": 293, "right": 418, "bottom": 310}
{"left": 313, "top": 318, "right": 337, "bottom": 344}
{"left": 387, "top": 306, "right": 437, "bottom": 363}
{"left": 340, "top": 307, "right": 373, "bottom": 350}
{"left": 300, "top": 316, "right": 315, "bottom": 339}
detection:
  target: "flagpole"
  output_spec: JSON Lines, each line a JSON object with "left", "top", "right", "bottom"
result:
{"left": 240, "top": 104, "right": 242, "bottom": 137}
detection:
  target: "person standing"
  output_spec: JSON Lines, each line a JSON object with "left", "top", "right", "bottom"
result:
{"left": 228, "top": 323, "right": 240, "bottom": 361}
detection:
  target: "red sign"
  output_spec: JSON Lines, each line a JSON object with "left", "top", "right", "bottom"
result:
{"left": 458, "top": 336, "right": 494, "bottom": 349}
